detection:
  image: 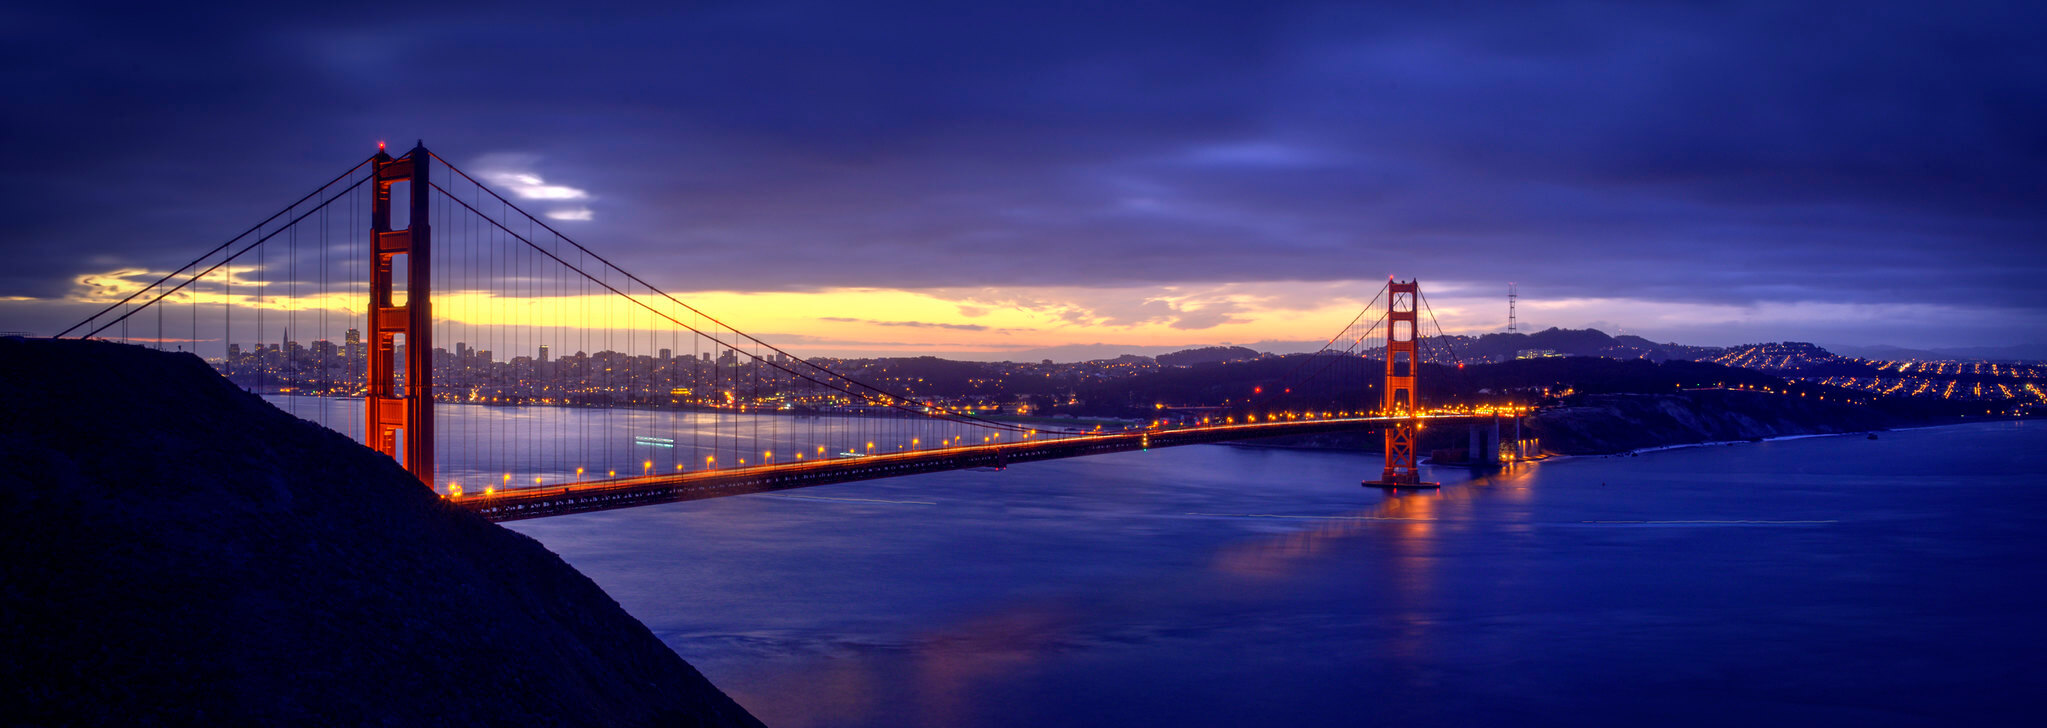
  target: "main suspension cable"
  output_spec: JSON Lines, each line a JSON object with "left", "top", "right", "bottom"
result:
{"left": 58, "top": 157, "right": 375, "bottom": 339}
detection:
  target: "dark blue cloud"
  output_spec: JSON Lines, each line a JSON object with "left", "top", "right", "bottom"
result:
{"left": 1, "top": 0, "right": 2041, "bottom": 344}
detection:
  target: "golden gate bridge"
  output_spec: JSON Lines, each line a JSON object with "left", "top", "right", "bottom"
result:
{"left": 58, "top": 143, "right": 1513, "bottom": 520}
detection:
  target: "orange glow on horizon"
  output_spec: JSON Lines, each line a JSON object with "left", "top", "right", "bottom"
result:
{"left": 60, "top": 273, "right": 1393, "bottom": 357}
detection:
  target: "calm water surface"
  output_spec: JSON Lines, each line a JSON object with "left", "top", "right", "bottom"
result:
{"left": 500, "top": 421, "right": 2044, "bottom": 726}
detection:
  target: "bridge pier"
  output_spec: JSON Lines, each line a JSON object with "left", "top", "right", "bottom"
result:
{"left": 1468, "top": 416, "right": 1502, "bottom": 469}
{"left": 1362, "top": 416, "right": 1439, "bottom": 489}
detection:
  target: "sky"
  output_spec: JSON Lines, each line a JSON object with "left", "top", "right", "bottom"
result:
{"left": 2, "top": 0, "right": 2043, "bottom": 360}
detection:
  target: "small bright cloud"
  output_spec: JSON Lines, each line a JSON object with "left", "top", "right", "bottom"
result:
{"left": 516, "top": 184, "right": 588, "bottom": 200}
{"left": 474, "top": 152, "right": 593, "bottom": 208}
{"left": 545, "top": 207, "right": 593, "bottom": 221}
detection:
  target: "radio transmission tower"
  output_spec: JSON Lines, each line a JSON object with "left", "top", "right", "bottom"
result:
{"left": 1508, "top": 283, "right": 1518, "bottom": 333}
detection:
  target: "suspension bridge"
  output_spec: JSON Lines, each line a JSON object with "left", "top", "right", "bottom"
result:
{"left": 58, "top": 143, "right": 1511, "bottom": 521}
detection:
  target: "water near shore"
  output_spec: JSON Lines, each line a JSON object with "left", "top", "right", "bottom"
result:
{"left": 498, "top": 419, "right": 2045, "bottom": 726}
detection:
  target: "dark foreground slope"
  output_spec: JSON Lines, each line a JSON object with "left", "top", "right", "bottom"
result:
{"left": 0, "top": 339, "right": 762, "bottom": 727}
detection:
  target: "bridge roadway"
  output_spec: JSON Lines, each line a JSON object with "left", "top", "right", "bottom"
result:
{"left": 454, "top": 415, "right": 1472, "bottom": 521}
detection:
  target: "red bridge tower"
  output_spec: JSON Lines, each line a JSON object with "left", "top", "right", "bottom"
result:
{"left": 366, "top": 143, "right": 434, "bottom": 487}
{"left": 1366, "top": 279, "right": 1436, "bottom": 488}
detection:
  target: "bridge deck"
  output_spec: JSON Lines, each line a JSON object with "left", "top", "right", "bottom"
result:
{"left": 452, "top": 416, "right": 1463, "bottom": 521}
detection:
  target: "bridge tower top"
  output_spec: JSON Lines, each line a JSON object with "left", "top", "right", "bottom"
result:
{"left": 1384, "top": 279, "right": 1418, "bottom": 415}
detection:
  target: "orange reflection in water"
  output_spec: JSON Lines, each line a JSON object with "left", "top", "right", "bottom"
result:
{"left": 1206, "top": 484, "right": 1474, "bottom": 580}
{"left": 913, "top": 607, "right": 1077, "bottom": 727}
{"left": 720, "top": 603, "right": 1079, "bottom": 728}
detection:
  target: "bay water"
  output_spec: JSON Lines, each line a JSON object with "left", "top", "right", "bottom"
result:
{"left": 502, "top": 420, "right": 2046, "bottom": 726}
{"left": 265, "top": 397, "right": 2044, "bottom": 725}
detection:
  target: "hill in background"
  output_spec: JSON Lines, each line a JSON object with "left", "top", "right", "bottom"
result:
{"left": 1157, "top": 345, "right": 1262, "bottom": 366}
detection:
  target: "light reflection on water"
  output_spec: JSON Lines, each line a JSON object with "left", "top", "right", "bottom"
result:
{"left": 496, "top": 421, "right": 2047, "bottom": 726}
